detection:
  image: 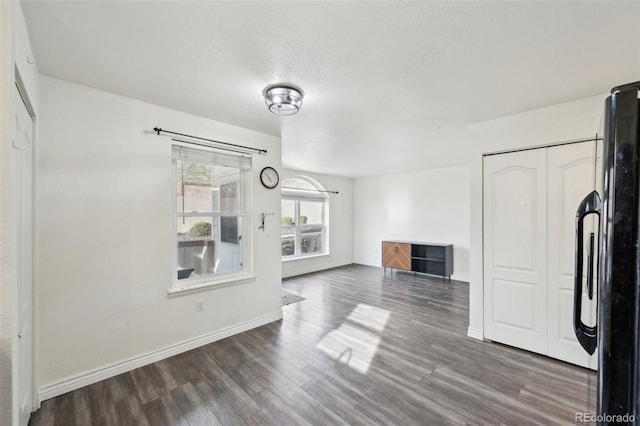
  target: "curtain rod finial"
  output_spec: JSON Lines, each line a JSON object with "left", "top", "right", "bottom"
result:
{"left": 153, "top": 127, "right": 161, "bottom": 135}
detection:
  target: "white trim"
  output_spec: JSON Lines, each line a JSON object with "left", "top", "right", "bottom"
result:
{"left": 282, "top": 261, "right": 354, "bottom": 279}
{"left": 467, "top": 326, "right": 484, "bottom": 341}
{"left": 282, "top": 253, "right": 330, "bottom": 263}
{"left": 36, "top": 310, "right": 283, "bottom": 403}
{"left": 168, "top": 274, "right": 256, "bottom": 296}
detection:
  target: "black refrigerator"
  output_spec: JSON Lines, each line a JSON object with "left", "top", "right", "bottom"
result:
{"left": 574, "top": 81, "right": 640, "bottom": 424}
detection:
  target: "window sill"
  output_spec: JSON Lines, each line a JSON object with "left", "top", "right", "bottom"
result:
{"left": 282, "top": 253, "right": 330, "bottom": 262}
{"left": 168, "top": 274, "right": 256, "bottom": 297}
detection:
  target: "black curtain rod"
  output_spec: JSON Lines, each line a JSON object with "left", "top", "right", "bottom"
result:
{"left": 283, "top": 186, "right": 339, "bottom": 195}
{"left": 154, "top": 127, "right": 267, "bottom": 155}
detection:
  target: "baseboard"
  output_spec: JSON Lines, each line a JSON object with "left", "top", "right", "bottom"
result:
{"left": 282, "top": 261, "right": 354, "bottom": 279}
{"left": 37, "top": 310, "right": 283, "bottom": 403}
{"left": 467, "top": 326, "right": 483, "bottom": 341}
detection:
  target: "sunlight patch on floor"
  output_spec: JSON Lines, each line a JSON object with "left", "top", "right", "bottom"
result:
{"left": 316, "top": 304, "right": 391, "bottom": 373}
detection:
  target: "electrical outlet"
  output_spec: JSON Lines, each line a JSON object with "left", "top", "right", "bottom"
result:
{"left": 196, "top": 300, "right": 204, "bottom": 312}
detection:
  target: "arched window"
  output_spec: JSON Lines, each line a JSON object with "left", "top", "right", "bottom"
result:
{"left": 281, "top": 176, "right": 328, "bottom": 258}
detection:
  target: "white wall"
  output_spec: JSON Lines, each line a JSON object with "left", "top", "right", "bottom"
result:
{"left": 467, "top": 94, "right": 604, "bottom": 340}
{"left": 281, "top": 169, "right": 354, "bottom": 278}
{"left": 36, "top": 76, "right": 282, "bottom": 400}
{"left": 353, "top": 165, "right": 470, "bottom": 282}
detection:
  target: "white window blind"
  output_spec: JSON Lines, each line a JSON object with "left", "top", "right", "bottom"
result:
{"left": 172, "top": 144, "right": 252, "bottom": 170}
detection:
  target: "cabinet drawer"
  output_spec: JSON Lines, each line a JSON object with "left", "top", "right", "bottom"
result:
{"left": 382, "top": 242, "right": 411, "bottom": 271}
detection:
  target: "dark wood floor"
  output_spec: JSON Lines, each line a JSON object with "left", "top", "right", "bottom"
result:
{"left": 29, "top": 264, "right": 596, "bottom": 425}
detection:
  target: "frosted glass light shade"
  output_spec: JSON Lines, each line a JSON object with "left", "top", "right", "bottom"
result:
{"left": 263, "top": 84, "right": 304, "bottom": 115}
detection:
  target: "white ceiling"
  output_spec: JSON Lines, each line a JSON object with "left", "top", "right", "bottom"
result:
{"left": 22, "top": 1, "right": 640, "bottom": 178}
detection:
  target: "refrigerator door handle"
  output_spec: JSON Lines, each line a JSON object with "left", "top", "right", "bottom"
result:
{"left": 574, "top": 190, "right": 601, "bottom": 355}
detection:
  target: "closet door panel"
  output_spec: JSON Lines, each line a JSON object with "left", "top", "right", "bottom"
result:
{"left": 547, "top": 141, "right": 597, "bottom": 367}
{"left": 483, "top": 149, "right": 547, "bottom": 353}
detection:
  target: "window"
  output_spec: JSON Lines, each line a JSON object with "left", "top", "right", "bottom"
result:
{"left": 281, "top": 176, "right": 328, "bottom": 258}
{"left": 173, "top": 144, "right": 250, "bottom": 287}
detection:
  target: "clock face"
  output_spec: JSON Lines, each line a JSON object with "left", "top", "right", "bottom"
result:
{"left": 260, "top": 167, "right": 279, "bottom": 189}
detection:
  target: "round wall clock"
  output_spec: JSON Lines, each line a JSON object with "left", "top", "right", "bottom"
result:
{"left": 260, "top": 166, "right": 279, "bottom": 189}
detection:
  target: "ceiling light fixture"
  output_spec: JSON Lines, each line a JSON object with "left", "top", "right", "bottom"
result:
{"left": 263, "top": 84, "right": 304, "bottom": 115}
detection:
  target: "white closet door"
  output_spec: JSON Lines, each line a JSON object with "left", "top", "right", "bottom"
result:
{"left": 483, "top": 149, "right": 548, "bottom": 353}
{"left": 13, "top": 85, "right": 34, "bottom": 426}
{"left": 546, "top": 141, "right": 597, "bottom": 367}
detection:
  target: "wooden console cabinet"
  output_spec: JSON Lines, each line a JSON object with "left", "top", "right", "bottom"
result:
{"left": 382, "top": 241, "right": 411, "bottom": 271}
{"left": 382, "top": 240, "right": 453, "bottom": 282}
